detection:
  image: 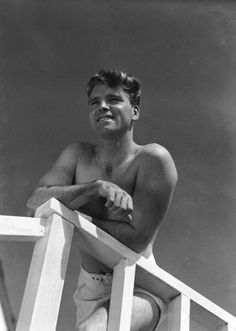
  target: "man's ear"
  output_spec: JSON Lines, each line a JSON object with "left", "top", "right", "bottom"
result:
{"left": 132, "top": 106, "right": 140, "bottom": 121}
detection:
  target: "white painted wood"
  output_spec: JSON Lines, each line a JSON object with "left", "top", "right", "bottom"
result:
{"left": 35, "top": 198, "right": 76, "bottom": 219}
{"left": 135, "top": 257, "right": 236, "bottom": 327}
{"left": 16, "top": 213, "right": 74, "bottom": 331}
{"left": 108, "top": 259, "right": 136, "bottom": 331}
{"left": 1, "top": 199, "right": 236, "bottom": 330}
{"left": 33, "top": 199, "right": 236, "bottom": 328}
{"left": 35, "top": 199, "right": 140, "bottom": 267}
{"left": 0, "top": 301, "right": 7, "bottom": 331}
{"left": 167, "top": 294, "right": 190, "bottom": 331}
{"left": 0, "top": 216, "right": 45, "bottom": 241}
{"left": 0, "top": 261, "right": 16, "bottom": 331}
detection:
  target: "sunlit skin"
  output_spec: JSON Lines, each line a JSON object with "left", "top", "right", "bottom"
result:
{"left": 26, "top": 81, "right": 177, "bottom": 331}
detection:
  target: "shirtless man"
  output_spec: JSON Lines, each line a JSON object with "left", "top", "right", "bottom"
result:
{"left": 26, "top": 69, "right": 177, "bottom": 331}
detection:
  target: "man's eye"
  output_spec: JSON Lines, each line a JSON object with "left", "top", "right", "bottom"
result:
{"left": 109, "top": 98, "right": 121, "bottom": 103}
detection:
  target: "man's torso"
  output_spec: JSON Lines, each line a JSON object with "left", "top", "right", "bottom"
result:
{"left": 73, "top": 142, "right": 157, "bottom": 273}
{"left": 75, "top": 142, "right": 139, "bottom": 220}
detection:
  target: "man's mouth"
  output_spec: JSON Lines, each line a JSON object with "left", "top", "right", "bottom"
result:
{"left": 97, "top": 115, "right": 114, "bottom": 122}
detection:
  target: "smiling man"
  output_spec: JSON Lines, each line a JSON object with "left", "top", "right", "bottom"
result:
{"left": 26, "top": 69, "right": 177, "bottom": 330}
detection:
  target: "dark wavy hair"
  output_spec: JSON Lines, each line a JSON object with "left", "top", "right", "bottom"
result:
{"left": 86, "top": 69, "right": 141, "bottom": 106}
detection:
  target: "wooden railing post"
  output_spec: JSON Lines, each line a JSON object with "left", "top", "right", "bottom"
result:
{"left": 167, "top": 293, "right": 190, "bottom": 331}
{"left": 1, "top": 199, "right": 236, "bottom": 331}
{"left": 0, "top": 261, "right": 15, "bottom": 331}
{"left": 228, "top": 325, "right": 236, "bottom": 331}
{"left": 108, "top": 259, "right": 136, "bottom": 331}
{"left": 16, "top": 213, "right": 74, "bottom": 331}
{"left": 0, "top": 302, "right": 7, "bottom": 331}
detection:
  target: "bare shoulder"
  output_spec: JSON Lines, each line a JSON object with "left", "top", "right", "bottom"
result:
{"left": 62, "top": 141, "right": 96, "bottom": 160}
{"left": 37, "top": 141, "right": 96, "bottom": 187}
{"left": 137, "top": 143, "right": 171, "bottom": 157}
{"left": 49, "top": 141, "right": 96, "bottom": 171}
{"left": 137, "top": 143, "right": 175, "bottom": 165}
{"left": 136, "top": 143, "right": 178, "bottom": 186}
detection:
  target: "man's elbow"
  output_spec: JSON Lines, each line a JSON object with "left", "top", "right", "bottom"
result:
{"left": 25, "top": 188, "right": 43, "bottom": 217}
{"left": 26, "top": 197, "right": 36, "bottom": 217}
{"left": 26, "top": 208, "right": 35, "bottom": 217}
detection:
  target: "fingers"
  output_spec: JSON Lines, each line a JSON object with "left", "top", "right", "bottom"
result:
{"left": 98, "top": 181, "right": 133, "bottom": 218}
{"left": 127, "top": 195, "right": 133, "bottom": 212}
{"left": 105, "top": 189, "right": 115, "bottom": 208}
{"left": 108, "top": 191, "right": 123, "bottom": 211}
{"left": 106, "top": 191, "right": 133, "bottom": 218}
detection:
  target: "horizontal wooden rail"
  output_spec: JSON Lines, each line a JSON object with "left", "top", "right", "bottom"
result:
{"left": 0, "top": 216, "right": 46, "bottom": 241}
{"left": 35, "top": 199, "right": 236, "bottom": 331}
{"left": 0, "top": 198, "right": 236, "bottom": 331}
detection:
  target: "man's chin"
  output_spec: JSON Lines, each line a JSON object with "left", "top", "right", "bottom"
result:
{"left": 94, "top": 127, "right": 122, "bottom": 139}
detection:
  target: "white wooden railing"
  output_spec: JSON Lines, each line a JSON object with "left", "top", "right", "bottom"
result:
{"left": 0, "top": 198, "right": 236, "bottom": 331}
{"left": 0, "top": 260, "right": 16, "bottom": 331}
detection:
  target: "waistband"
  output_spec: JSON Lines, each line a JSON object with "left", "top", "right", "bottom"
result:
{"left": 80, "top": 265, "right": 113, "bottom": 282}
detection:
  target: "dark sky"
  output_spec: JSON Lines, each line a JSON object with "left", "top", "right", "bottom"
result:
{"left": 0, "top": 1, "right": 236, "bottom": 329}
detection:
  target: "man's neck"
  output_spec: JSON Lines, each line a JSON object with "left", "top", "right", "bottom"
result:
{"left": 96, "top": 134, "right": 137, "bottom": 169}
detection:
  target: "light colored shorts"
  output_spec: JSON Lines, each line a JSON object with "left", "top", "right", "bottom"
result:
{"left": 73, "top": 266, "right": 166, "bottom": 330}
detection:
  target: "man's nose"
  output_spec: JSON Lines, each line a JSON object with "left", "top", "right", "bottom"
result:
{"left": 99, "top": 101, "right": 110, "bottom": 111}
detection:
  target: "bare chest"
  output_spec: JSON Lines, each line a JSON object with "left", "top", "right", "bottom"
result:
{"left": 74, "top": 157, "right": 138, "bottom": 218}
{"left": 75, "top": 158, "right": 137, "bottom": 194}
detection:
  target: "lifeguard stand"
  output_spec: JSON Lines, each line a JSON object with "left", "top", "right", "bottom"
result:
{"left": 0, "top": 198, "right": 236, "bottom": 331}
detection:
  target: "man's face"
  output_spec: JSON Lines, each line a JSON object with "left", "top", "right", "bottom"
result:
{"left": 88, "top": 84, "right": 139, "bottom": 138}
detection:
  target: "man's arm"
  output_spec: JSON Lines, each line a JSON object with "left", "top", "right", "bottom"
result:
{"left": 92, "top": 145, "right": 178, "bottom": 252}
{"left": 26, "top": 143, "right": 134, "bottom": 218}
{"left": 26, "top": 143, "right": 98, "bottom": 216}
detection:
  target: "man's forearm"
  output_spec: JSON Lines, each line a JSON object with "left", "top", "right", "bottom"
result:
{"left": 92, "top": 218, "right": 143, "bottom": 252}
{"left": 26, "top": 182, "right": 98, "bottom": 216}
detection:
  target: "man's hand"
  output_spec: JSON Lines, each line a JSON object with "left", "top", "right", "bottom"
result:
{"left": 96, "top": 180, "right": 133, "bottom": 221}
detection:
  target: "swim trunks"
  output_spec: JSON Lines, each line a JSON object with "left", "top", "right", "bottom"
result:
{"left": 73, "top": 266, "right": 166, "bottom": 330}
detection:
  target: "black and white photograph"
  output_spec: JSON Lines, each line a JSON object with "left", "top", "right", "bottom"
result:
{"left": 0, "top": 1, "right": 235, "bottom": 330}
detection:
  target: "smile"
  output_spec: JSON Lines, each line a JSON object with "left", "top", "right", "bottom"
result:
{"left": 97, "top": 116, "right": 114, "bottom": 122}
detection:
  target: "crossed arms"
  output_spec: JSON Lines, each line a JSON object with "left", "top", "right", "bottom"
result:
{"left": 26, "top": 143, "right": 177, "bottom": 252}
